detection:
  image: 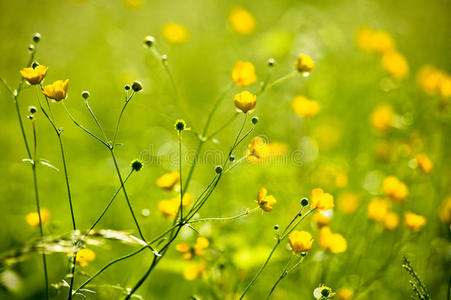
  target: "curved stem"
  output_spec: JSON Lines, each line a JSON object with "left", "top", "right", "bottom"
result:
{"left": 239, "top": 209, "right": 314, "bottom": 299}
{"left": 189, "top": 207, "right": 259, "bottom": 223}
{"left": 112, "top": 92, "right": 134, "bottom": 146}
{"left": 85, "top": 100, "right": 109, "bottom": 144}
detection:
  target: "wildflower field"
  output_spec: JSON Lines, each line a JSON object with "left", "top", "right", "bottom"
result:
{"left": 1, "top": 0, "right": 450, "bottom": 299}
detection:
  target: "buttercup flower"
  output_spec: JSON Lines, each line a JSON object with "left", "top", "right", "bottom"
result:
{"left": 337, "top": 192, "right": 360, "bottom": 214}
{"left": 314, "top": 284, "right": 336, "bottom": 299}
{"left": 176, "top": 237, "right": 209, "bottom": 260}
{"left": 232, "top": 61, "right": 257, "bottom": 87}
{"left": 233, "top": 90, "right": 257, "bottom": 113}
{"left": 368, "top": 198, "right": 388, "bottom": 222}
{"left": 183, "top": 262, "right": 206, "bottom": 280}
{"left": 74, "top": 248, "right": 96, "bottom": 267}
{"left": 383, "top": 212, "right": 399, "bottom": 230}
{"left": 257, "top": 187, "right": 277, "bottom": 212}
{"left": 20, "top": 65, "right": 48, "bottom": 85}
{"left": 369, "top": 30, "right": 395, "bottom": 53}
{"left": 292, "top": 96, "right": 320, "bottom": 117}
{"left": 130, "top": 159, "right": 144, "bottom": 172}
{"left": 246, "top": 136, "right": 268, "bottom": 162}
{"left": 383, "top": 176, "right": 408, "bottom": 202}
{"left": 381, "top": 51, "right": 409, "bottom": 79}
{"left": 162, "top": 23, "right": 189, "bottom": 44}
{"left": 174, "top": 119, "right": 190, "bottom": 132}
{"left": 26, "top": 209, "right": 50, "bottom": 227}
{"left": 295, "top": 54, "right": 315, "bottom": 75}
{"left": 439, "top": 197, "right": 451, "bottom": 224}
{"left": 310, "top": 188, "right": 334, "bottom": 211}
{"left": 405, "top": 212, "right": 426, "bottom": 231}
{"left": 319, "top": 227, "right": 347, "bottom": 254}
{"left": 370, "top": 104, "right": 395, "bottom": 133}
{"left": 42, "top": 79, "right": 69, "bottom": 101}
{"left": 156, "top": 171, "right": 180, "bottom": 190}
{"left": 288, "top": 230, "right": 313, "bottom": 253}
{"left": 313, "top": 212, "right": 331, "bottom": 228}
{"left": 337, "top": 287, "right": 354, "bottom": 300}
{"left": 158, "top": 193, "right": 193, "bottom": 218}
{"left": 414, "top": 153, "right": 433, "bottom": 174}
{"left": 228, "top": 6, "right": 256, "bottom": 35}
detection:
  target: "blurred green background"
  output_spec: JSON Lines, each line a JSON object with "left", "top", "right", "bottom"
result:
{"left": 0, "top": 0, "right": 450, "bottom": 299}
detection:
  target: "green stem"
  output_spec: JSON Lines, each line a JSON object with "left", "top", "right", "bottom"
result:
{"left": 264, "top": 71, "right": 297, "bottom": 92}
{"left": 85, "top": 99, "right": 109, "bottom": 144}
{"left": 239, "top": 209, "right": 314, "bottom": 299}
{"left": 189, "top": 207, "right": 259, "bottom": 223}
{"left": 112, "top": 92, "right": 134, "bottom": 146}
{"left": 178, "top": 132, "right": 184, "bottom": 221}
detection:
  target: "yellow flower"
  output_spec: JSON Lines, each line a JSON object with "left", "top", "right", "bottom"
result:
{"left": 337, "top": 193, "right": 359, "bottom": 214}
{"left": 232, "top": 61, "right": 257, "bottom": 87}
{"left": 156, "top": 171, "right": 180, "bottom": 190}
{"left": 26, "top": 209, "right": 50, "bottom": 227}
{"left": 439, "top": 197, "right": 451, "bottom": 224}
{"left": 370, "top": 104, "right": 395, "bottom": 133}
{"left": 162, "top": 23, "right": 189, "bottom": 44}
{"left": 314, "top": 123, "right": 342, "bottom": 151}
{"left": 310, "top": 188, "right": 334, "bottom": 211}
{"left": 233, "top": 90, "right": 257, "bottom": 113}
{"left": 414, "top": 153, "right": 433, "bottom": 174}
{"left": 313, "top": 212, "right": 330, "bottom": 228}
{"left": 439, "top": 75, "right": 451, "bottom": 98}
{"left": 417, "top": 65, "right": 444, "bottom": 96}
{"left": 367, "top": 198, "right": 388, "bottom": 222}
{"left": 355, "top": 27, "right": 375, "bottom": 51}
{"left": 228, "top": 6, "right": 256, "bottom": 35}
{"left": 381, "top": 51, "right": 409, "bottom": 79}
{"left": 319, "top": 227, "right": 347, "bottom": 254}
{"left": 295, "top": 54, "right": 315, "bottom": 75}
{"left": 288, "top": 230, "right": 313, "bottom": 253}
{"left": 246, "top": 136, "right": 269, "bottom": 163}
{"left": 158, "top": 193, "right": 193, "bottom": 218}
{"left": 176, "top": 237, "right": 209, "bottom": 260}
{"left": 42, "top": 79, "right": 69, "bottom": 101}
{"left": 292, "top": 96, "right": 320, "bottom": 117}
{"left": 405, "top": 212, "right": 426, "bottom": 232}
{"left": 383, "top": 212, "right": 399, "bottom": 230}
{"left": 383, "top": 176, "right": 408, "bottom": 202}
{"left": 257, "top": 187, "right": 277, "bottom": 212}
{"left": 337, "top": 287, "right": 354, "bottom": 300}
{"left": 20, "top": 65, "right": 48, "bottom": 85}
{"left": 183, "top": 262, "right": 206, "bottom": 280}
{"left": 314, "top": 284, "right": 336, "bottom": 299}
{"left": 370, "top": 30, "right": 395, "bottom": 53}
{"left": 75, "top": 248, "right": 96, "bottom": 267}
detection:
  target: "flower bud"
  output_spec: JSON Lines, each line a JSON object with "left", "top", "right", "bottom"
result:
{"left": 174, "top": 119, "right": 187, "bottom": 131}
{"left": 132, "top": 81, "right": 143, "bottom": 92}
{"left": 215, "top": 165, "right": 223, "bottom": 174}
{"left": 32, "top": 33, "right": 41, "bottom": 43}
{"left": 229, "top": 155, "right": 235, "bottom": 162}
{"left": 28, "top": 44, "right": 35, "bottom": 51}
{"left": 251, "top": 116, "right": 259, "bottom": 124}
{"left": 124, "top": 84, "right": 131, "bottom": 90}
{"left": 27, "top": 115, "right": 34, "bottom": 120}
{"left": 274, "top": 224, "right": 279, "bottom": 230}
{"left": 28, "top": 106, "right": 37, "bottom": 114}
{"left": 130, "top": 159, "right": 144, "bottom": 171}
{"left": 267, "top": 58, "right": 275, "bottom": 67}
{"left": 31, "top": 62, "right": 39, "bottom": 69}
{"left": 81, "top": 91, "right": 90, "bottom": 99}
{"left": 301, "top": 198, "right": 309, "bottom": 207}
{"left": 144, "top": 35, "right": 155, "bottom": 47}
{"left": 161, "top": 54, "right": 168, "bottom": 62}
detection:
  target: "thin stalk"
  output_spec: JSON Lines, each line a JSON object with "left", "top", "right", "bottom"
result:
{"left": 62, "top": 103, "right": 111, "bottom": 148}
{"left": 112, "top": 92, "right": 135, "bottom": 146}
{"left": 239, "top": 209, "right": 314, "bottom": 299}
{"left": 178, "top": 132, "right": 184, "bottom": 221}
{"left": 83, "top": 170, "right": 134, "bottom": 238}
{"left": 266, "top": 255, "right": 304, "bottom": 300}
{"left": 30, "top": 119, "right": 49, "bottom": 300}
{"left": 189, "top": 207, "right": 259, "bottom": 224}
{"left": 85, "top": 100, "right": 109, "bottom": 144}
{"left": 109, "top": 149, "right": 152, "bottom": 250}
{"left": 264, "top": 71, "right": 297, "bottom": 92}
{"left": 125, "top": 114, "right": 252, "bottom": 299}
